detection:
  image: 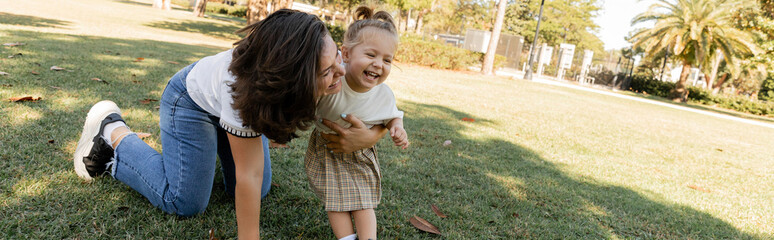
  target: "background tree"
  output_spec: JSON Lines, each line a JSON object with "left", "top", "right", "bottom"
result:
{"left": 153, "top": 0, "right": 171, "bottom": 10}
{"left": 630, "top": 0, "right": 758, "bottom": 101}
{"left": 247, "top": 0, "right": 269, "bottom": 24}
{"left": 193, "top": 0, "right": 207, "bottom": 17}
{"left": 482, "top": 0, "right": 507, "bottom": 75}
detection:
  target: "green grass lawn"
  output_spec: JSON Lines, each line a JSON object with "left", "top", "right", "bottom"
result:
{"left": 2, "top": 0, "right": 774, "bottom": 239}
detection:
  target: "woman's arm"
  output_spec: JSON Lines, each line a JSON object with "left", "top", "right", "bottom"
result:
{"left": 320, "top": 114, "right": 389, "bottom": 153}
{"left": 227, "top": 134, "right": 264, "bottom": 240}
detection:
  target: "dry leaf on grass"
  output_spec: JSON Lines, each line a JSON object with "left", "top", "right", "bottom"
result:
{"left": 409, "top": 216, "right": 440, "bottom": 235}
{"left": 8, "top": 53, "right": 22, "bottom": 58}
{"left": 50, "top": 66, "right": 65, "bottom": 71}
{"left": 0, "top": 71, "right": 8, "bottom": 76}
{"left": 3, "top": 42, "right": 25, "bottom": 47}
{"left": 269, "top": 141, "right": 289, "bottom": 148}
{"left": 9, "top": 96, "right": 41, "bottom": 102}
{"left": 442, "top": 140, "right": 452, "bottom": 146}
{"left": 31, "top": 71, "right": 39, "bottom": 75}
{"left": 136, "top": 132, "right": 151, "bottom": 139}
{"left": 167, "top": 61, "right": 180, "bottom": 64}
{"left": 687, "top": 185, "right": 710, "bottom": 193}
{"left": 133, "top": 57, "right": 145, "bottom": 62}
{"left": 271, "top": 182, "right": 280, "bottom": 187}
{"left": 461, "top": 117, "right": 475, "bottom": 122}
{"left": 431, "top": 204, "right": 448, "bottom": 218}
{"left": 208, "top": 228, "right": 219, "bottom": 240}
{"left": 139, "top": 98, "right": 158, "bottom": 104}
{"left": 91, "top": 77, "right": 109, "bottom": 84}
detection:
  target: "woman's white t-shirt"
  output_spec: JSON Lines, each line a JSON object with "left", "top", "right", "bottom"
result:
{"left": 185, "top": 49, "right": 260, "bottom": 138}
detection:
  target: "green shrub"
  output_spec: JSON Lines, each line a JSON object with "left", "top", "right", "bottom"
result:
{"left": 759, "top": 73, "right": 774, "bottom": 102}
{"left": 629, "top": 76, "right": 774, "bottom": 117}
{"left": 326, "top": 23, "right": 345, "bottom": 46}
{"left": 628, "top": 75, "right": 675, "bottom": 97}
{"left": 228, "top": 7, "right": 246, "bottom": 17}
{"left": 205, "top": 2, "right": 246, "bottom": 18}
{"left": 395, "top": 36, "right": 479, "bottom": 70}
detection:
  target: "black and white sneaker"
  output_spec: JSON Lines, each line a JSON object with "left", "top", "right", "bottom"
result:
{"left": 73, "top": 100, "right": 124, "bottom": 181}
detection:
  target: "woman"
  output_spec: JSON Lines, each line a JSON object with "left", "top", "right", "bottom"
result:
{"left": 72, "top": 9, "right": 386, "bottom": 239}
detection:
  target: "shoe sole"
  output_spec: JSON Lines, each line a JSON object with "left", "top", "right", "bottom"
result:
{"left": 73, "top": 100, "right": 121, "bottom": 181}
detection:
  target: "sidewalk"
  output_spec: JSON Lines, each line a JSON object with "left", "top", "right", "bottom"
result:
{"left": 495, "top": 69, "right": 774, "bottom": 130}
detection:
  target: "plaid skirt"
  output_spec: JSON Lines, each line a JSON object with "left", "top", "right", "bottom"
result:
{"left": 304, "top": 129, "right": 381, "bottom": 212}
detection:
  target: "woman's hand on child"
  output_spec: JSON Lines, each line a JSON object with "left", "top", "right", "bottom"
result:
{"left": 320, "top": 114, "right": 388, "bottom": 153}
{"left": 389, "top": 125, "right": 409, "bottom": 149}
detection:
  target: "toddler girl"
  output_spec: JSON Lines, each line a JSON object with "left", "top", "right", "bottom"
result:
{"left": 305, "top": 6, "right": 408, "bottom": 240}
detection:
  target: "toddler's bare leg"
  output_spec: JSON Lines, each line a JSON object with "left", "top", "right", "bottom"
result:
{"left": 327, "top": 211, "right": 355, "bottom": 239}
{"left": 353, "top": 209, "right": 377, "bottom": 240}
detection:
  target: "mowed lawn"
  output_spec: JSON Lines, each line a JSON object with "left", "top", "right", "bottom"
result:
{"left": 2, "top": 0, "right": 773, "bottom": 239}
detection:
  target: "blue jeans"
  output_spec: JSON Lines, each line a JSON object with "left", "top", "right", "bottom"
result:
{"left": 112, "top": 62, "right": 272, "bottom": 216}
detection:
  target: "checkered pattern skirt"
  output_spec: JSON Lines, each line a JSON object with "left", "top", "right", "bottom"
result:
{"left": 304, "top": 129, "right": 381, "bottom": 212}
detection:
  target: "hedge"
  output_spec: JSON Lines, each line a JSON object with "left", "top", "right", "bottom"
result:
{"left": 628, "top": 76, "right": 774, "bottom": 117}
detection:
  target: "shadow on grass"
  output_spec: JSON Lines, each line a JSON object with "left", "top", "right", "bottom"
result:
{"left": 145, "top": 20, "right": 242, "bottom": 41}
{"left": 0, "top": 13, "right": 72, "bottom": 28}
{"left": 261, "top": 101, "right": 765, "bottom": 239}
{"left": 0, "top": 29, "right": 230, "bottom": 239}
{"left": 0, "top": 29, "right": 765, "bottom": 239}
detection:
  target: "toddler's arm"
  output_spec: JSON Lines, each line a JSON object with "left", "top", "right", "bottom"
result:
{"left": 386, "top": 118, "right": 409, "bottom": 149}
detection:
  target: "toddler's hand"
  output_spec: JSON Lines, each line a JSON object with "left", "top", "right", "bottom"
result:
{"left": 389, "top": 125, "right": 409, "bottom": 149}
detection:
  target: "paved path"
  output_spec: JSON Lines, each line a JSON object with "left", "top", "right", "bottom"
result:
{"left": 496, "top": 70, "right": 774, "bottom": 130}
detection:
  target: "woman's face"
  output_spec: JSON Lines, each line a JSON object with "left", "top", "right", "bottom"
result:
{"left": 317, "top": 35, "right": 345, "bottom": 97}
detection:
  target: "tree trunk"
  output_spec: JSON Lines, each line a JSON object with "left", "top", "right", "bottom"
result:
{"left": 405, "top": 8, "right": 412, "bottom": 32}
{"left": 153, "top": 0, "right": 171, "bottom": 10}
{"left": 670, "top": 61, "right": 692, "bottom": 102}
{"left": 247, "top": 0, "right": 269, "bottom": 25}
{"left": 481, "top": 0, "right": 507, "bottom": 75}
{"left": 707, "top": 50, "right": 722, "bottom": 89}
{"left": 712, "top": 73, "right": 729, "bottom": 94}
{"left": 193, "top": 0, "right": 207, "bottom": 17}
{"left": 414, "top": 10, "right": 426, "bottom": 34}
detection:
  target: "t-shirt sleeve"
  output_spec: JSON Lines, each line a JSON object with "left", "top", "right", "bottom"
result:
{"left": 219, "top": 81, "right": 261, "bottom": 138}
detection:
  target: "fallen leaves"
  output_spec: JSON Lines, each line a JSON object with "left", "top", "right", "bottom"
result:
{"left": 31, "top": 71, "right": 39, "bottom": 75}
{"left": 431, "top": 204, "right": 447, "bottom": 218}
{"left": 8, "top": 53, "right": 22, "bottom": 58}
{"left": 409, "top": 216, "right": 441, "bottom": 235}
{"left": 208, "top": 228, "right": 219, "bottom": 240}
{"left": 133, "top": 57, "right": 145, "bottom": 62}
{"left": 9, "top": 96, "right": 41, "bottom": 102}
{"left": 91, "top": 77, "right": 109, "bottom": 84}
{"left": 3, "top": 42, "right": 25, "bottom": 47}
{"left": 461, "top": 117, "right": 475, "bottom": 122}
{"left": 0, "top": 71, "right": 8, "bottom": 76}
{"left": 167, "top": 61, "right": 179, "bottom": 64}
{"left": 50, "top": 66, "right": 65, "bottom": 71}
{"left": 687, "top": 185, "right": 710, "bottom": 193}
{"left": 139, "top": 98, "right": 158, "bottom": 104}
{"left": 442, "top": 140, "right": 452, "bottom": 146}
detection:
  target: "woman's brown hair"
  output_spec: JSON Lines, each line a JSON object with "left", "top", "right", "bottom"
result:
{"left": 229, "top": 9, "right": 328, "bottom": 143}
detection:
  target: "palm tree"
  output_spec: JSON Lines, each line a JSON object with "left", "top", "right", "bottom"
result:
{"left": 630, "top": 0, "right": 758, "bottom": 101}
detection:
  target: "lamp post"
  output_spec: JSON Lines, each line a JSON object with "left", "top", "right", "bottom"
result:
{"left": 523, "top": 0, "right": 546, "bottom": 81}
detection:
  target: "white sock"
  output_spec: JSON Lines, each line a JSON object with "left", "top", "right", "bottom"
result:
{"left": 102, "top": 121, "right": 128, "bottom": 146}
{"left": 338, "top": 234, "right": 357, "bottom": 240}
